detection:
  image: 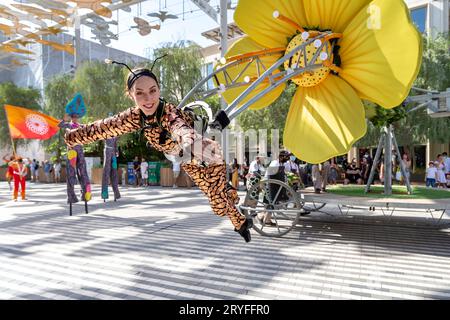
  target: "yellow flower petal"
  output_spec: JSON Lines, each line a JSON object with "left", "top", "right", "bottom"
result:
{"left": 302, "top": 0, "right": 372, "bottom": 32}
{"left": 339, "top": 0, "right": 422, "bottom": 109}
{"left": 284, "top": 75, "right": 366, "bottom": 164}
{"left": 216, "top": 36, "right": 285, "bottom": 110}
{"left": 234, "top": 0, "right": 307, "bottom": 48}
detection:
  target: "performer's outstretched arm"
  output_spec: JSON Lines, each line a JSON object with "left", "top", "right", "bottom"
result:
{"left": 64, "top": 107, "right": 142, "bottom": 148}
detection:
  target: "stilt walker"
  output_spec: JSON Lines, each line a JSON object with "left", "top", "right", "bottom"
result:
{"left": 101, "top": 115, "right": 121, "bottom": 202}
{"left": 59, "top": 94, "right": 91, "bottom": 215}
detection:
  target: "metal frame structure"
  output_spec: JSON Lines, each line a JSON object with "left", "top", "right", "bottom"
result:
{"left": 365, "top": 87, "right": 450, "bottom": 196}
{"left": 179, "top": 31, "right": 341, "bottom": 128}
{"left": 241, "top": 179, "right": 450, "bottom": 238}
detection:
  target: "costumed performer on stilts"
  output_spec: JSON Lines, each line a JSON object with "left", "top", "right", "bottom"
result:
{"left": 101, "top": 112, "right": 121, "bottom": 202}
{"left": 58, "top": 110, "right": 92, "bottom": 204}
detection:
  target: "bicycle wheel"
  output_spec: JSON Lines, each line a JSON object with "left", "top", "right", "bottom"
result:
{"left": 241, "top": 179, "right": 302, "bottom": 237}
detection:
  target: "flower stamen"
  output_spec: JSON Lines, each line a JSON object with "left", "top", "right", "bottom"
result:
{"left": 323, "top": 60, "right": 342, "bottom": 73}
{"left": 273, "top": 10, "right": 304, "bottom": 33}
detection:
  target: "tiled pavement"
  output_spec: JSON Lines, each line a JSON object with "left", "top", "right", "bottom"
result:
{"left": 1, "top": 182, "right": 450, "bottom": 300}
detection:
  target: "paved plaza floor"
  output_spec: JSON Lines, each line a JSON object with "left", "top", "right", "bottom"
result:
{"left": 1, "top": 181, "right": 450, "bottom": 300}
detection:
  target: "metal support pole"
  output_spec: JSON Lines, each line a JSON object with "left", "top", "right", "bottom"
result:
{"left": 219, "top": 0, "right": 229, "bottom": 165}
{"left": 365, "top": 131, "right": 385, "bottom": 193}
{"left": 74, "top": 8, "right": 81, "bottom": 70}
{"left": 384, "top": 125, "right": 392, "bottom": 196}
{"left": 392, "top": 129, "right": 413, "bottom": 194}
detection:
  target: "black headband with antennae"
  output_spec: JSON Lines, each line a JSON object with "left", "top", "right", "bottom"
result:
{"left": 105, "top": 54, "right": 168, "bottom": 89}
{"left": 150, "top": 53, "right": 168, "bottom": 72}
{"left": 105, "top": 59, "right": 135, "bottom": 74}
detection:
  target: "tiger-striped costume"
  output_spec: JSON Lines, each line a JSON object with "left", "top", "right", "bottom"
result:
{"left": 63, "top": 100, "right": 246, "bottom": 231}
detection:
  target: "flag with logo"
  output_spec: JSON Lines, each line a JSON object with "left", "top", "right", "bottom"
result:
{"left": 4, "top": 104, "right": 60, "bottom": 140}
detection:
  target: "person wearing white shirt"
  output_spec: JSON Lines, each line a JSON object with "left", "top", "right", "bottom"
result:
{"left": 284, "top": 157, "right": 299, "bottom": 175}
{"left": 140, "top": 159, "right": 149, "bottom": 187}
{"left": 249, "top": 156, "right": 263, "bottom": 175}
{"left": 172, "top": 161, "right": 181, "bottom": 188}
{"left": 53, "top": 160, "right": 62, "bottom": 183}
{"left": 425, "top": 161, "right": 438, "bottom": 188}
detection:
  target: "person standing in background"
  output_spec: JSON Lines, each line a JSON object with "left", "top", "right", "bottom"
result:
{"left": 133, "top": 156, "right": 141, "bottom": 187}
{"left": 436, "top": 155, "right": 447, "bottom": 188}
{"left": 321, "top": 160, "right": 330, "bottom": 192}
{"left": 34, "top": 161, "right": 40, "bottom": 182}
{"left": 140, "top": 158, "right": 149, "bottom": 187}
{"left": 231, "top": 158, "right": 239, "bottom": 189}
{"left": 425, "top": 161, "right": 438, "bottom": 188}
{"left": 30, "top": 159, "right": 36, "bottom": 183}
{"left": 172, "top": 160, "right": 181, "bottom": 188}
{"left": 101, "top": 131, "right": 121, "bottom": 201}
{"left": 44, "top": 160, "right": 52, "bottom": 183}
{"left": 53, "top": 160, "right": 62, "bottom": 183}
{"left": 9, "top": 157, "right": 28, "bottom": 201}
{"left": 311, "top": 163, "right": 322, "bottom": 194}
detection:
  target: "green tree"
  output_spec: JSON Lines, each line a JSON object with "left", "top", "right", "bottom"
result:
{"left": 0, "top": 82, "right": 41, "bottom": 150}
{"left": 151, "top": 41, "right": 204, "bottom": 104}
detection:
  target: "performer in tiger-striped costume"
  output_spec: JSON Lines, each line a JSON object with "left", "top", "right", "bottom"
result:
{"left": 63, "top": 66, "right": 252, "bottom": 242}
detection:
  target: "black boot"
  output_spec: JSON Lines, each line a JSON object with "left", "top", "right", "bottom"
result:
{"left": 235, "top": 218, "right": 253, "bottom": 243}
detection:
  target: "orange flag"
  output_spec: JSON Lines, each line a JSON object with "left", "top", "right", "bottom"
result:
{"left": 4, "top": 104, "right": 60, "bottom": 140}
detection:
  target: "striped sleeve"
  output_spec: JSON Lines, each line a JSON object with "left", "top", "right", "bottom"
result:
{"left": 64, "top": 107, "right": 142, "bottom": 147}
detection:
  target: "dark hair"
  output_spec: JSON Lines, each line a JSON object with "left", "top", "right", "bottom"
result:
{"left": 127, "top": 68, "right": 159, "bottom": 90}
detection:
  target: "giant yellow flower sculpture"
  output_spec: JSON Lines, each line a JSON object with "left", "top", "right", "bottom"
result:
{"left": 217, "top": 0, "right": 422, "bottom": 163}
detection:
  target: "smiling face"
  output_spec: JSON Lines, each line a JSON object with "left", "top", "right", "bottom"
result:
{"left": 129, "top": 76, "right": 161, "bottom": 116}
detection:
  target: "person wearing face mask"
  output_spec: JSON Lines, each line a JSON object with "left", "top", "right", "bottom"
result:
{"left": 59, "top": 113, "right": 92, "bottom": 204}
{"left": 62, "top": 60, "right": 253, "bottom": 242}
{"left": 344, "top": 158, "right": 363, "bottom": 185}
